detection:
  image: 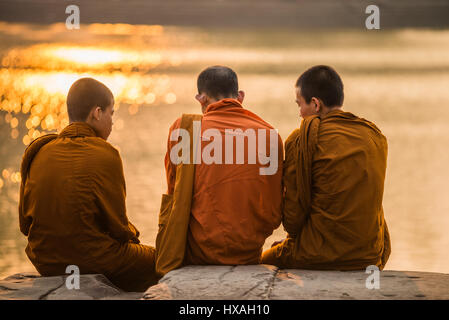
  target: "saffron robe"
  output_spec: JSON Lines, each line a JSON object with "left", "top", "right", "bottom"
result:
{"left": 262, "top": 109, "right": 391, "bottom": 270}
{"left": 165, "top": 98, "right": 283, "bottom": 265}
{"left": 19, "top": 122, "right": 159, "bottom": 291}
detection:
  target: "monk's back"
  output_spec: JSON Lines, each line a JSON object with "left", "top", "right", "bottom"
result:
{"left": 23, "top": 129, "right": 126, "bottom": 274}
{"left": 184, "top": 99, "right": 283, "bottom": 265}
{"left": 262, "top": 66, "right": 390, "bottom": 271}
{"left": 20, "top": 77, "right": 159, "bottom": 291}
{"left": 299, "top": 110, "right": 388, "bottom": 267}
{"left": 164, "top": 66, "right": 283, "bottom": 268}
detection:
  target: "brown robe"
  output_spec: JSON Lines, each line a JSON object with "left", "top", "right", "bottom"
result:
{"left": 262, "top": 109, "right": 391, "bottom": 270}
{"left": 19, "top": 122, "right": 159, "bottom": 291}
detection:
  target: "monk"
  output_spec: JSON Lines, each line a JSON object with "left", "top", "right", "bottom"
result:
{"left": 19, "top": 78, "right": 159, "bottom": 291}
{"left": 165, "top": 66, "right": 283, "bottom": 265}
{"left": 261, "top": 65, "right": 391, "bottom": 270}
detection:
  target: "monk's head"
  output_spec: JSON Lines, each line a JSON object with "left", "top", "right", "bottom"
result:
{"left": 295, "top": 65, "right": 344, "bottom": 118}
{"left": 196, "top": 65, "right": 245, "bottom": 113}
{"left": 67, "top": 77, "right": 115, "bottom": 140}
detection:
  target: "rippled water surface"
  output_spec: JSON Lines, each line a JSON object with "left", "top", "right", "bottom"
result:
{"left": 1, "top": 23, "right": 449, "bottom": 278}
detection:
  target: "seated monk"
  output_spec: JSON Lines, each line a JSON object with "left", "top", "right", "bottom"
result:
{"left": 19, "top": 78, "right": 159, "bottom": 291}
{"left": 261, "top": 65, "right": 391, "bottom": 270}
{"left": 165, "top": 66, "right": 283, "bottom": 265}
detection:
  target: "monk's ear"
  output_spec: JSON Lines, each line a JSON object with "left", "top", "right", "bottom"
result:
{"left": 311, "top": 97, "right": 321, "bottom": 113}
{"left": 195, "top": 94, "right": 207, "bottom": 105}
{"left": 91, "top": 106, "right": 102, "bottom": 121}
{"left": 237, "top": 90, "right": 245, "bottom": 103}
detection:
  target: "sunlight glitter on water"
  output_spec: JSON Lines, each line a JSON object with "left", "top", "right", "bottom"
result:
{"left": 0, "top": 36, "right": 177, "bottom": 188}
{"left": 0, "top": 69, "right": 175, "bottom": 143}
{"left": 1, "top": 44, "right": 167, "bottom": 71}
{"left": 1, "top": 22, "right": 449, "bottom": 278}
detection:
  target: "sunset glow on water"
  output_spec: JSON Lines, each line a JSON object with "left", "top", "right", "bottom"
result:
{"left": 0, "top": 24, "right": 178, "bottom": 192}
{"left": 1, "top": 22, "right": 449, "bottom": 278}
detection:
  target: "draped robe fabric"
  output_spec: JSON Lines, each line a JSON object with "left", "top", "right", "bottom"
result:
{"left": 262, "top": 109, "right": 391, "bottom": 270}
{"left": 19, "top": 122, "right": 159, "bottom": 291}
{"left": 164, "top": 98, "right": 283, "bottom": 265}
{"left": 155, "top": 114, "right": 203, "bottom": 277}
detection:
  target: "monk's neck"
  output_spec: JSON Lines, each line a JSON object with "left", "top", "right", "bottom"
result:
{"left": 320, "top": 106, "right": 343, "bottom": 117}
{"left": 203, "top": 98, "right": 242, "bottom": 114}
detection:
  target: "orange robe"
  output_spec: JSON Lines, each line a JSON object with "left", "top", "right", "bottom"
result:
{"left": 165, "top": 98, "right": 283, "bottom": 265}
{"left": 19, "top": 122, "right": 159, "bottom": 291}
{"left": 262, "top": 109, "right": 391, "bottom": 270}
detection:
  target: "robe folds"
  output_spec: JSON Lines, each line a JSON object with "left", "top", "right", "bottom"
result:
{"left": 165, "top": 98, "right": 283, "bottom": 265}
{"left": 262, "top": 109, "right": 391, "bottom": 270}
{"left": 19, "top": 122, "right": 159, "bottom": 291}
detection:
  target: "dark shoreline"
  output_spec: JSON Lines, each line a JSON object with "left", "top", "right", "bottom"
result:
{"left": 0, "top": 0, "right": 448, "bottom": 29}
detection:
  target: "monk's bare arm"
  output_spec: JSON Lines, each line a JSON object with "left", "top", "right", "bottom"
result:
{"left": 282, "top": 129, "right": 307, "bottom": 237}
{"left": 93, "top": 144, "right": 140, "bottom": 244}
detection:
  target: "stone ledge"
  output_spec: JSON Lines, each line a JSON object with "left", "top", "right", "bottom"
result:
{"left": 0, "top": 273, "right": 142, "bottom": 300}
{"left": 144, "top": 265, "right": 449, "bottom": 300}
{"left": 2, "top": 265, "right": 449, "bottom": 300}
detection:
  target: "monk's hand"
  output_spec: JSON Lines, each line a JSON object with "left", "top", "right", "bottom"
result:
{"left": 271, "top": 239, "right": 284, "bottom": 248}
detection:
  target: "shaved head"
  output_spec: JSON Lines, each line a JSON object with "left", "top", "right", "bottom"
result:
{"left": 296, "top": 65, "right": 344, "bottom": 107}
{"left": 197, "top": 66, "right": 239, "bottom": 100}
{"left": 67, "top": 77, "right": 114, "bottom": 122}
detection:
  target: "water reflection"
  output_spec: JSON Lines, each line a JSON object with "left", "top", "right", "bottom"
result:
{"left": 0, "top": 22, "right": 164, "bottom": 37}
{"left": 1, "top": 69, "right": 176, "bottom": 138}
{"left": 1, "top": 44, "right": 168, "bottom": 72}
{"left": 0, "top": 23, "right": 180, "bottom": 277}
{"left": 1, "top": 22, "right": 449, "bottom": 278}
{"left": 0, "top": 40, "right": 178, "bottom": 188}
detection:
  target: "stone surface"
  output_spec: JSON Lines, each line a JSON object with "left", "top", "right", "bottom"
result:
{"left": 2, "top": 266, "right": 449, "bottom": 300}
{"left": 143, "top": 265, "right": 278, "bottom": 300}
{"left": 0, "top": 272, "right": 142, "bottom": 300}
{"left": 143, "top": 265, "right": 449, "bottom": 300}
{"left": 270, "top": 269, "right": 449, "bottom": 300}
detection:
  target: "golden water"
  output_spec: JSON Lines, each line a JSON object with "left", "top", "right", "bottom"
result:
{"left": 1, "top": 23, "right": 449, "bottom": 278}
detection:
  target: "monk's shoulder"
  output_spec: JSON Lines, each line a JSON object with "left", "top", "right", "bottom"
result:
{"left": 20, "top": 133, "right": 59, "bottom": 175}
{"left": 23, "top": 133, "right": 58, "bottom": 153}
{"left": 21, "top": 133, "right": 58, "bottom": 162}
{"left": 351, "top": 115, "right": 388, "bottom": 145}
{"left": 364, "top": 118, "right": 386, "bottom": 137}
{"left": 285, "top": 128, "right": 301, "bottom": 149}
{"left": 169, "top": 117, "right": 182, "bottom": 132}
{"left": 87, "top": 137, "right": 123, "bottom": 167}
{"left": 326, "top": 111, "right": 387, "bottom": 141}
